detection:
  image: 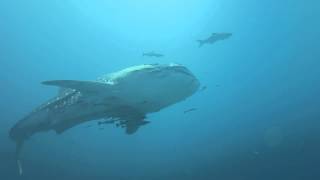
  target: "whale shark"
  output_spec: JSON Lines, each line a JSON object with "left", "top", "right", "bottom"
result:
{"left": 9, "top": 63, "right": 200, "bottom": 175}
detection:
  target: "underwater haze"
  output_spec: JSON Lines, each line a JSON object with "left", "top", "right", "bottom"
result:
{"left": 1, "top": 0, "right": 320, "bottom": 179}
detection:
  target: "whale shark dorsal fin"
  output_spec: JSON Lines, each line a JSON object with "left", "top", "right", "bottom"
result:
{"left": 42, "top": 80, "right": 112, "bottom": 94}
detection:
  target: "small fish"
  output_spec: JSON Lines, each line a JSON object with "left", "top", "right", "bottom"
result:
{"left": 140, "top": 100, "right": 148, "bottom": 104}
{"left": 197, "top": 33, "right": 232, "bottom": 47}
{"left": 200, "top": 86, "right": 207, "bottom": 91}
{"left": 253, "top": 151, "right": 260, "bottom": 155}
{"left": 184, "top": 108, "right": 197, "bottom": 114}
{"left": 143, "top": 51, "right": 164, "bottom": 58}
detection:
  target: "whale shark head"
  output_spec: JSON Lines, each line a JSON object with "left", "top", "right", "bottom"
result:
{"left": 101, "top": 63, "right": 200, "bottom": 113}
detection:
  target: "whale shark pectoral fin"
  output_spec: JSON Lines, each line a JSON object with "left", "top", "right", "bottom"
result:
{"left": 125, "top": 124, "right": 140, "bottom": 134}
{"left": 42, "top": 80, "right": 112, "bottom": 95}
{"left": 53, "top": 120, "right": 82, "bottom": 134}
{"left": 125, "top": 120, "right": 150, "bottom": 134}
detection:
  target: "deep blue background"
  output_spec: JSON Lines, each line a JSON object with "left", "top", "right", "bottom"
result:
{"left": 1, "top": 0, "right": 319, "bottom": 179}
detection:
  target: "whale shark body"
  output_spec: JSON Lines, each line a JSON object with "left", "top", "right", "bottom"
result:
{"left": 9, "top": 63, "right": 200, "bottom": 175}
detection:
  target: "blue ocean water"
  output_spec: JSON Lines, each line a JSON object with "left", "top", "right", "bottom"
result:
{"left": 1, "top": 0, "right": 319, "bottom": 179}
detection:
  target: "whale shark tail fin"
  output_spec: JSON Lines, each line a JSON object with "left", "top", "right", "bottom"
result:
{"left": 197, "top": 40, "right": 205, "bottom": 47}
{"left": 15, "top": 141, "right": 24, "bottom": 176}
